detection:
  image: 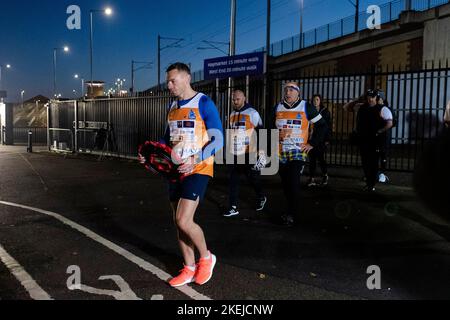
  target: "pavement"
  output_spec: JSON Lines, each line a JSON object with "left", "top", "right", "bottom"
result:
{"left": 0, "top": 144, "right": 449, "bottom": 301}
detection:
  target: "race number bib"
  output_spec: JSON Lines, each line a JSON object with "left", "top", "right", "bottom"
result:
{"left": 277, "top": 119, "right": 304, "bottom": 152}
{"left": 169, "top": 120, "right": 200, "bottom": 159}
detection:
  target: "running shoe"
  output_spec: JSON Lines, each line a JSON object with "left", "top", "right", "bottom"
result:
{"left": 307, "top": 178, "right": 317, "bottom": 187}
{"left": 224, "top": 207, "right": 239, "bottom": 217}
{"left": 169, "top": 266, "right": 196, "bottom": 287}
{"left": 378, "top": 173, "right": 389, "bottom": 183}
{"left": 321, "top": 174, "right": 329, "bottom": 186}
{"left": 195, "top": 252, "right": 217, "bottom": 285}
{"left": 256, "top": 196, "right": 267, "bottom": 212}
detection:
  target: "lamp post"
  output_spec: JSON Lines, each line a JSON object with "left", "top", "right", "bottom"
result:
{"left": 21, "top": 90, "right": 25, "bottom": 109}
{"left": 74, "top": 74, "right": 85, "bottom": 97}
{"left": 89, "top": 7, "right": 113, "bottom": 93}
{"left": 0, "top": 63, "right": 11, "bottom": 91}
{"left": 53, "top": 46, "right": 69, "bottom": 98}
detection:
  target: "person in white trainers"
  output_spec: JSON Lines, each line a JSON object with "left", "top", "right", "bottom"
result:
{"left": 444, "top": 100, "right": 450, "bottom": 129}
{"left": 225, "top": 90, "right": 267, "bottom": 217}
{"left": 375, "top": 90, "right": 394, "bottom": 184}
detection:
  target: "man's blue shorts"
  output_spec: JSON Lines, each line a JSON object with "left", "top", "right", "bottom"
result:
{"left": 168, "top": 174, "right": 211, "bottom": 203}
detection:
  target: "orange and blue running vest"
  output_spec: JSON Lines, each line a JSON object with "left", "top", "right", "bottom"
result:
{"left": 275, "top": 100, "right": 314, "bottom": 162}
{"left": 168, "top": 93, "right": 214, "bottom": 177}
{"left": 229, "top": 106, "right": 262, "bottom": 156}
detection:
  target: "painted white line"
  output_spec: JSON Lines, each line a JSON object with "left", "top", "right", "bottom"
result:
{"left": 0, "top": 244, "right": 53, "bottom": 300}
{"left": 18, "top": 154, "right": 49, "bottom": 191}
{"left": 0, "top": 201, "right": 212, "bottom": 301}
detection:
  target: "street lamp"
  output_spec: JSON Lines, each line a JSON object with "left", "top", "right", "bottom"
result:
{"left": 53, "top": 46, "right": 70, "bottom": 98}
{"left": 0, "top": 63, "right": 11, "bottom": 92}
{"left": 21, "top": 90, "right": 25, "bottom": 108}
{"left": 89, "top": 7, "right": 113, "bottom": 94}
{"left": 74, "top": 74, "right": 85, "bottom": 97}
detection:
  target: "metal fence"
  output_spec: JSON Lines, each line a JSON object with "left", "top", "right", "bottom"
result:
{"left": 268, "top": 64, "right": 449, "bottom": 171}
{"left": 48, "top": 64, "right": 449, "bottom": 172}
{"left": 48, "top": 96, "right": 173, "bottom": 156}
{"left": 268, "top": 0, "right": 450, "bottom": 57}
{"left": 188, "top": 0, "right": 449, "bottom": 82}
{"left": 12, "top": 127, "right": 47, "bottom": 145}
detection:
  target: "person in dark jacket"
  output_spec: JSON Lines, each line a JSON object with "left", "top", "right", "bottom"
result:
{"left": 375, "top": 89, "right": 393, "bottom": 183}
{"left": 307, "top": 94, "right": 332, "bottom": 187}
{"left": 355, "top": 89, "right": 393, "bottom": 192}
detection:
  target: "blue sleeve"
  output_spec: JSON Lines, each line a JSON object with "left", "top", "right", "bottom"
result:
{"left": 199, "top": 95, "right": 224, "bottom": 161}
{"left": 160, "top": 126, "right": 170, "bottom": 145}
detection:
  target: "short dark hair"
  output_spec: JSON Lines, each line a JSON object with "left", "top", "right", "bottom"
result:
{"left": 233, "top": 89, "right": 246, "bottom": 97}
{"left": 166, "top": 62, "right": 191, "bottom": 75}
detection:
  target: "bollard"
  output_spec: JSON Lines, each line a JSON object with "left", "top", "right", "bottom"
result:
{"left": 27, "top": 130, "right": 33, "bottom": 153}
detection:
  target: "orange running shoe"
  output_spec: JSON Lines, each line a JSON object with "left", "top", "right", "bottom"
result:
{"left": 169, "top": 266, "right": 196, "bottom": 287}
{"left": 195, "top": 252, "right": 217, "bottom": 285}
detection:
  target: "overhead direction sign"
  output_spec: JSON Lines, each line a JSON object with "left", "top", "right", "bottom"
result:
{"left": 204, "top": 52, "right": 266, "bottom": 81}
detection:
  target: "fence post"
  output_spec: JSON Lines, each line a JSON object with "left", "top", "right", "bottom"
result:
{"left": 46, "top": 102, "right": 50, "bottom": 151}
{"left": 389, "top": 1, "right": 392, "bottom": 21}
{"left": 74, "top": 100, "right": 78, "bottom": 153}
{"left": 405, "top": 0, "right": 411, "bottom": 11}
{"left": 27, "top": 129, "right": 33, "bottom": 153}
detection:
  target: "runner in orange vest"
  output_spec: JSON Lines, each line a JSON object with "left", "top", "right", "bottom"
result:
{"left": 163, "top": 63, "right": 224, "bottom": 287}
{"left": 225, "top": 89, "right": 267, "bottom": 217}
{"left": 273, "top": 82, "right": 327, "bottom": 226}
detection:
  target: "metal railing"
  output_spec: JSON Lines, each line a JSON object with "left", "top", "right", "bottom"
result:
{"left": 49, "top": 63, "right": 450, "bottom": 172}
{"left": 12, "top": 127, "right": 47, "bottom": 145}
{"left": 269, "top": 0, "right": 449, "bottom": 56}
{"left": 187, "top": 0, "right": 449, "bottom": 83}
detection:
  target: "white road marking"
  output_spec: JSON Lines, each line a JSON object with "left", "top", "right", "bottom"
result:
{"left": 69, "top": 275, "right": 143, "bottom": 300}
{"left": 0, "top": 244, "right": 53, "bottom": 300}
{"left": 0, "top": 201, "right": 212, "bottom": 300}
{"left": 18, "top": 154, "right": 49, "bottom": 191}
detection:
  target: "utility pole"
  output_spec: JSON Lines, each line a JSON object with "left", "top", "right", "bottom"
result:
{"left": 263, "top": 0, "right": 271, "bottom": 127}
{"left": 157, "top": 35, "right": 184, "bottom": 90}
{"left": 299, "top": 0, "right": 304, "bottom": 49}
{"left": 132, "top": 60, "right": 134, "bottom": 94}
{"left": 229, "top": 0, "right": 236, "bottom": 56}
{"left": 352, "top": 0, "right": 360, "bottom": 33}
{"left": 227, "top": 0, "right": 237, "bottom": 125}
{"left": 131, "top": 60, "right": 153, "bottom": 95}
{"left": 157, "top": 35, "right": 160, "bottom": 89}
{"left": 405, "top": 0, "right": 412, "bottom": 10}
{"left": 266, "top": 0, "right": 271, "bottom": 55}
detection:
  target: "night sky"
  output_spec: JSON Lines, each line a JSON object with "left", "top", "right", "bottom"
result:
{"left": 0, "top": 0, "right": 389, "bottom": 101}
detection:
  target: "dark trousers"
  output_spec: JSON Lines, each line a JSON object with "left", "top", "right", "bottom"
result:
{"left": 379, "top": 150, "right": 387, "bottom": 172}
{"left": 360, "top": 143, "right": 380, "bottom": 188}
{"left": 309, "top": 147, "right": 328, "bottom": 178}
{"left": 229, "top": 164, "right": 263, "bottom": 208}
{"left": 279, "top": 160, "right": 304, "bottom": 217}
{"left": 378, "top": 135, "right": 389, "bottom": 173}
